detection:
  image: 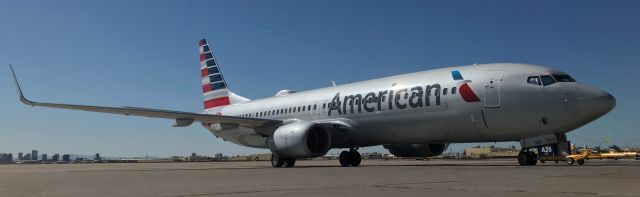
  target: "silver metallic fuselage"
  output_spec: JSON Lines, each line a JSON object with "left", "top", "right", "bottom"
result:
{"left": 204, "top": 63, "right": 615, "bottom": 149}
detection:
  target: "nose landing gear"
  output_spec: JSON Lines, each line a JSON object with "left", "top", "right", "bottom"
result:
{"left": 338, "top": 148, "right": 361, "bottom": 167}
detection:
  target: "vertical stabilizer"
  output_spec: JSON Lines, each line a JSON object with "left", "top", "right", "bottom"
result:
{"left": 198, "top": 39, "right": 248, "bottom": 112}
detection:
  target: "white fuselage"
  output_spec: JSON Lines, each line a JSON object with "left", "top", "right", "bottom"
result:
{"left": 204, "top": 63, "right": 615, "bottom": 149}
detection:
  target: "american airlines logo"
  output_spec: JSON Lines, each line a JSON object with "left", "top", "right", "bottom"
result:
{"left": 452, "top": 70, "right": 481, "bottom": 103}
{"left": 327, "top": 70, "right": 480, "bottom": 116}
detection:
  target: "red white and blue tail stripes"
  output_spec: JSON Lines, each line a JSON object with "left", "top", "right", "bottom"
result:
{"left": 199, "top": 39, "right": 230, "bottom": 109}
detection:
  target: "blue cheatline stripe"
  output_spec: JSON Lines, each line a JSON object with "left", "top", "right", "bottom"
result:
{"left": 451, "top": 70, "right": 464, "bottom": 81}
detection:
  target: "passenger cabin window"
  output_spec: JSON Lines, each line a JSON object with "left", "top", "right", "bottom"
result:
{"left": 451, "top": 87, "right": 457, "bottom": 94}
{"left": 541, "top": 75, "right": 556, "bottom": 86}
{"left": 443, "top": 88, "right": 448, "bottom": 95}
{"left": 527, "top": 76, "right": 542, "bottom": 86}
{"left": 322, "top": 103, "right": 326, "bottom": 109}
{"left": 553, "top": 74, "right": 576, "bottom": 82}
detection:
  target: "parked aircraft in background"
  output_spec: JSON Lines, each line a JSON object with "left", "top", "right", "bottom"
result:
{"left": 10, "top": 39, "right": 615, "bottom": 167}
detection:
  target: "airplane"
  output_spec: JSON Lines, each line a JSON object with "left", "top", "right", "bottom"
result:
{"left": 9, "top": 38, "right": 616, "bottom": 167}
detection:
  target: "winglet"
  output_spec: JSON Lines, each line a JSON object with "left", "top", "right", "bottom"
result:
{"left": 9, "top": 65, "right": 37, "bottom": 106}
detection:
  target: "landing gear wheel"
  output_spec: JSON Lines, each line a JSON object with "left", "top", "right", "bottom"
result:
{"left": 271, "top": 154, "right": 284, "bottom": 168}
{"left": 518, "top": 150, "right": 538, "bottom": 166}
{"left": 284, "top": 158, "right": 296, "bottom": 168}
{"left": 526, "top": 152, "right": 538, "bottom": 165}
{"left": 577, "top": 159, "right": 585, "bottom": 165}
{"left": 339, "top": 151, "right": 351, "bottom": 167}
{"left": 349, "top": 150, "right": 361, "bottom": 167}
{"left": 518, "top": 151, "right": 530, "bottom": 166}
{"left": 566, "top": 158, "right": 575, "bottom": 165}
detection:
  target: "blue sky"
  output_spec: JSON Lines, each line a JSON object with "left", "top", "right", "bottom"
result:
{"left": 1, "top": 1, "right": 639, "bottom": 157}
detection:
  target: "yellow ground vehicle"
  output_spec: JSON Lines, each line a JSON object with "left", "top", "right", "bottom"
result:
{"left": 565, "top": 149, "right": 591, "bottom": 165}
{"left": 565, "top": 145, "right": 639, "bottom": 165}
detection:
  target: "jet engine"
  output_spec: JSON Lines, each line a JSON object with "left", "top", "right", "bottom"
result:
{"left": 267, "top": 121, "right": 331, "bottom": 158}
{"left": 383, "top": 144, "right": 448, "bottom": 157}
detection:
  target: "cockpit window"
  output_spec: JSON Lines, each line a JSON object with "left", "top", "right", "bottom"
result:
{"left": 552, "top": 74, "right": 576, "bottom": 82}
{"left": 527, "top": 76, "right": 541, "bottom": 85}
{"left": 541, "top": 75, "right": 556, "bottom": 86}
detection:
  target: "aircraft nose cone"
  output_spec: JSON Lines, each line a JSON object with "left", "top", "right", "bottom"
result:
{"left": 591, "top": 92, "right": 616, "bottom": 115}
{"left": 576, "top": 85, "right": 616, "bottom": 118}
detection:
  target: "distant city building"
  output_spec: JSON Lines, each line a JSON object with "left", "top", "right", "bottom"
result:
{"left": 464, "top": 146, "right": 519, "bottom": 158}
{"left": 94, "top": 153, "right": 101, "bottom": 161}
{"left": 52, "top": 154, "right": 60, "bottom": 162}
{"left": 24, "top": 153, "right": 31, "bottom": 161}
{"left": 42, "top": 154, "right": 48, "bottom": 161}
{"left": 214, "top": 153, "right": 224, "bottom": 160}
{"left": 31, "top": 150, "right": 38, "bottom": 160}
{"left": 18, "top": 152, "right": 23, "bottom": 160}
{"left": 62, "top": 154, "right": 71, "bottom": 162}
{"left": 0, "top": 153, "right": 13, "bottom": 163}
{"left": 229, "top": 153, "right": 271, "bottom": 161}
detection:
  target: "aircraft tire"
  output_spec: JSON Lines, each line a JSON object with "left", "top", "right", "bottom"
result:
{"left": 284, "top": 158, "right": 296, "bottom": 168}
{"left": 271, "top": 154, "right": 285, "bottom": 168}
{"left": 566, "top": 158, "right": 575, "bottom": 165}
{"left": 349, "top": 150, "right": 361, "bottom": 167}
{"left": 527, "top": 152, "right": 538, "bottom": 166}
{"left": 518, "top": 151, "right": 531, "bottom": 166}
{"left": 339, "top": 151, "right": 351, "bottom": 167}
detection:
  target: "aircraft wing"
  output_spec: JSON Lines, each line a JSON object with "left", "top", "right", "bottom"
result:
{"left": 9, "top": 65, "right": 281, "bottom": 129}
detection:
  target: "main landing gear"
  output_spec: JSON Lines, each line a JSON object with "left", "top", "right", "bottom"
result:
{"left": 271, "top": 154, "right": 296, "bottom": 168}
{"left": 518, "top": 149, "right": 538, "bottom": 166}
{"left": 338, "top": 149, "right": 361, "bottom": 167}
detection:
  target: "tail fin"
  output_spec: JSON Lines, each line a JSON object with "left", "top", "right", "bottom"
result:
{"left": 199, "top": 38, "right": 248, "bottom": 111}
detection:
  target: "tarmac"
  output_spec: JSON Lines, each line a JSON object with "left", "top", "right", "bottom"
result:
{"left": 0, "top": 159, "right": 639, "bottom": 197}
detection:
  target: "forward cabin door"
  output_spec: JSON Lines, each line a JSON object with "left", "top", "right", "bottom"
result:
{"left": 484, "top": 71, "right": 503, "bottom": 108}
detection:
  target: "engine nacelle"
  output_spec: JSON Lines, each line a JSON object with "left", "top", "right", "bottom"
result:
{"left": 268, "top": 121, "right": 331, "bottom": 158}
{"left": 383, "top": 144, "right": 448, "bottom": 157}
